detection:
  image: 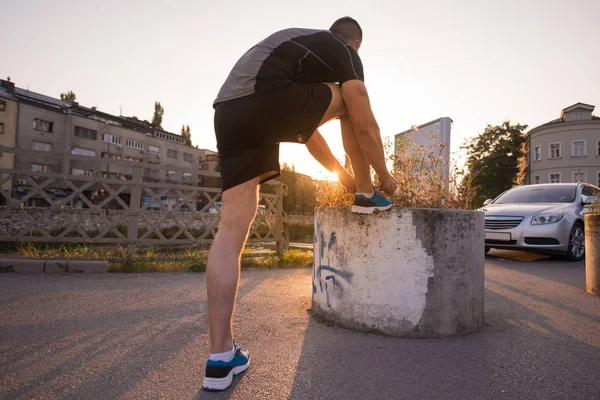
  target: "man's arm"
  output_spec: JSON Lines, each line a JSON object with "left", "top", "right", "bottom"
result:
{"left": 340, "top": 80, "right": 386, "bottom": 176}
{"left": 340, "top": 80, "right": 396, "bottom": 194}
{"left": 305, "top": 129, "right": 356, "bottom": 192}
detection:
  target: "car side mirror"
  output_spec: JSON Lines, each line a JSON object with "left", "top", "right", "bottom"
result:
{"left": 582, "top": 196, "right": 595, "bottom": 205}
{"left": 483, "top": 199, "right": 493, "bottom": 206}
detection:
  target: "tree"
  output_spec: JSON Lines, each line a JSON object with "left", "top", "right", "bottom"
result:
{"left": 151, "top": 102, "right": 164, "bottom": 128}
{"left": 515, "top": 141, "right": 528, "bottom": 185}
{"left": 181, "top": 124, "right": 192, "bottom": 146}
{"left": 461, "top": 121, "right": 528, "bottom": 207}
{"left": 280, "top": 163, "right": 298, "bottom": 212}
{"left": 60, "top": 90, "right": 77, "bottom": 102}
{"left": 278, "top": 163, "right": 318, "bottom": 214}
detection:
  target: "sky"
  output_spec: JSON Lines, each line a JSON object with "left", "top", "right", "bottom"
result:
{"left": 2, "top": 0, "right": 599, "bottom": 180}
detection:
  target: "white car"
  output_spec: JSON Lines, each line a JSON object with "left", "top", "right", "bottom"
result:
{"left": 481, "top": 183, "right": 599, "bottom": 261}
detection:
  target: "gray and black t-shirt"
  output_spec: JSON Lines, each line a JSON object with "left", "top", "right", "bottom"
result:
{"left": 214, "top": 28, "right": 364, "bottom": 107}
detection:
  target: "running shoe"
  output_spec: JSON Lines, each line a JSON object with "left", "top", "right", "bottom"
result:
{"left": 351, "top": 188, "right": 392, "bottom": 214}
{"left": 202, "top": 342, "right": 249, "bottom": 391}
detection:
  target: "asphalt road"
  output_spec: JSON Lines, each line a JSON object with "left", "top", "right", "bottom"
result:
{"left": 1, "top": 250, "right": 599, "bottom": 400}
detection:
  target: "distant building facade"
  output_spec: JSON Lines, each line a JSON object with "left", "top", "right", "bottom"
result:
{"left": 526, "top": 103, "right": 600, "bottom": 187}
{"left": 0, "top": 79, "right": 220, "bottom": 206}
{"left": 0, "top": 82, "right": 18, "bottom": 191}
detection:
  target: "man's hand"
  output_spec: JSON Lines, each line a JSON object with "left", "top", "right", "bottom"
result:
{"left": 306, "top": 130, "right": 356, "bottom": 193}
{"left": 379, "top": 174, "right": 397, "bottom": 197}
{"left": 338, "top": 171, "right": 356, "bottom": 193}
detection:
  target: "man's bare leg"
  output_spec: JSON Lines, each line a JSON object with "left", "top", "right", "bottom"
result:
{"left": 206, "top": 177, "right": 260, "bottom": 353}
{"left": 205, "top": 83, "right": 347, "bottom": 355}
{"left": 340, "top": 116, "right": 373, "bottom": 194}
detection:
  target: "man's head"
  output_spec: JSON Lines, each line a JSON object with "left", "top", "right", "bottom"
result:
{"left": 330, "top": 16, "right": 362, "bottom": 52}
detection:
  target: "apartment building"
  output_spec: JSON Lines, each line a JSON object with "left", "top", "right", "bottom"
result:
{"left": 0, "top": 81, "right": 18, "bottom": 192}
{"left": 526, "top": 103, "right": 600, "bottom": 187}
{"left": 198, "top": 149, "right": 221, "bottom": 188}
{"left": 0, "top": 79, "right": 220, "bottom": 206}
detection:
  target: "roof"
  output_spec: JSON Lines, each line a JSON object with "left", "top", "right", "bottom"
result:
{"left": 527, "top": 103, "right": 598, "bottom": 136}
{"left": 8, "top": 84, "right": 190, "bottom": 141}
{"left": 0, "top": 87, "right": 17, "bottom": 101}
{"left": 561, "top": 102, "right": 595, "bottom": 115}
{"left": 14, "top": 87, "right": 70, "bottom": 108}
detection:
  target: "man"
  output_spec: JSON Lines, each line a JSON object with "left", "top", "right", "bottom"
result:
{"left": 202, "top": 17, "right": 398, "bottom": 391}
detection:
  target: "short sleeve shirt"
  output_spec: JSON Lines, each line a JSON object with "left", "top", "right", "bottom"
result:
{"left": 214, "top": 28, "right": 364, "bottom": 106}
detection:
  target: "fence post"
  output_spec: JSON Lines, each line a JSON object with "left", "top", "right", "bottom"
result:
{"left": 126, "top": 167, "right": 143, "bottom": 255}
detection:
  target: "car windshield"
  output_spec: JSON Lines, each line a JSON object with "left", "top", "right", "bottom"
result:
{"left": 494, "top": 186, "right": 576, "bottom": 204}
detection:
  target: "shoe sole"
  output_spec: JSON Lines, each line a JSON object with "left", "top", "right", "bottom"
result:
{"left": 351, "top": 204, "right": 392, "bottom": 215}
{"left": 202, "top": 362, "right": 249, "bottom": 392}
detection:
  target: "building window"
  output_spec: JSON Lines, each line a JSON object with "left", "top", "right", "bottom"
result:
{"left": 0, "top": 122, "right": 4, "bottom": 134}
{"left": 0, "top": 100, "right": 6, "bottom": 111}
{"left": 125, "top": 156, "right": 141, "bottom": 163}
{"left": 534, "top": 175, "right": 541, "bottom": 184}
{"left": 144, "top": 177, "right": 160, "bottom": 183}
{"left": 71, "top": 168, "right": 95, "bottom": 177}
{"left": 125, "top": 138, "right": 144, "bottom": 150}
{"left": 149, "top": 145, "right": 160, "bottom": 155}
{"left": 33, "top": 118, "right": 53, "bottom": 133}
{"left": 573, "top": 111, "right": 584, "bottom": 121}
{"left": 183, "top": 153, "right": 193, "bottom": 162}
{"left": 101, "top": 133, "right": 122, "bottom": 146}
{"left": 549, "top": 173, "right": 561, "bottom": 184}
{"left": 102, "top": 172, "right": 121, "bottom": 179}
{"left": 167, "top": 149, "right": 178, "bottom": 159}
{"left": 598, "top": 172, "right": 600, "bottom": 187}
{"left": 71, "top": 147, "right": 96, "bottom": 157}
{"left": 74, "top": 126, "right": 98, "bottom": 140}
{"left": 549, "top": 143, "right": 561, "bottom": 159}
{"left": 572, "top": 141, "right": 586, "bottom": 157}
{"left": 31, "top": 164, "right": 51, "bottom": 173}
{"left": 533, "top": 146, "right": 541, "bottom": 161}
{"left": 572, "top": 172, "right": 586, "bottom": 183}
{"left": 32, "top": 141, "right": 52, "bottom": 152}
{"left": 101, "top": 152, "right": 121, "bottom": 160}
{"left": 597, "top": 140, "right": 600, "bottom": 156}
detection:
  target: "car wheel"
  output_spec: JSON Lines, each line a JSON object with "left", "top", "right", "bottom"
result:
{"left": 485, "top": 246, "right": 491, "bottom": 254}
{"left": 566, "top": 223, "right": 585, "bottom": 262}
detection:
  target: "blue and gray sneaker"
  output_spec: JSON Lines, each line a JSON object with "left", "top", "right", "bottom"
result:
{"left": 351, "top": 188, "right": 392, "bottom": 214}
{"left": 202, "top": 343, "right": 250, "bottom": 391}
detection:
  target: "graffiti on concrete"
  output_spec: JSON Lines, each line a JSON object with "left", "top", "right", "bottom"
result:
{"left": 313, "top": 226, "right": 353, "bottom": 308}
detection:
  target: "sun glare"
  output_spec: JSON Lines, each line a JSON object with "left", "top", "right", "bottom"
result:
{"left": 319, "top": 171, "right": 339, "bottom": 182}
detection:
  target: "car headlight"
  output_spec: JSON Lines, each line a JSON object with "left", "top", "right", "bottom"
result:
{"left": 531, "top": 213, "right": 564, "bottom": 225}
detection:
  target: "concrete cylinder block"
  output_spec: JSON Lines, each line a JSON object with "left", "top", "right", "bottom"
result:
{"left": 312, "top": 207, "right": 485, "bottom": 338}
{"left": 584, "top": 214, "right": 600, "bottom": 296}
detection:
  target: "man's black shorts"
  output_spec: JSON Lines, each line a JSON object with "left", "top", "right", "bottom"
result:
{"left": 214, "top": 80, "right": 332, "bottom": 192}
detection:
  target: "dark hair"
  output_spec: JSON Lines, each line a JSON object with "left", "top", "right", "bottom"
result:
{"left": 330, "top": 16, "right": 363, "bottom": 43}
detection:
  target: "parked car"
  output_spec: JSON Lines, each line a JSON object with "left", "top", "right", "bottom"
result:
{"left": 208, "top": 201, "right": 222, "bottom": 214}
{"left": 481, "top": 183, "right": 600, "bottom": 261}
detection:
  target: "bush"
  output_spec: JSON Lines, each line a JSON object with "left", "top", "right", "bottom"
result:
{"left": 390, "top": 135, "right": 475, "bottom": 209}
{"left": 316, "top": 135, "right": 476, "bottom": 210}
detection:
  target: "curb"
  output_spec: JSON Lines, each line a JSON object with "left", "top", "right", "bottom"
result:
{"left": 0, "top": 259, "right": 108, "bottom": 274}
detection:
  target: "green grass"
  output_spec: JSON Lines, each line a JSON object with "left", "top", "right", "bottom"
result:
{"left": 108, "top": 249, "right": 313, "bottom": 273}
{"left": 6, "top": 236, "right": 314, "bottom": 273}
